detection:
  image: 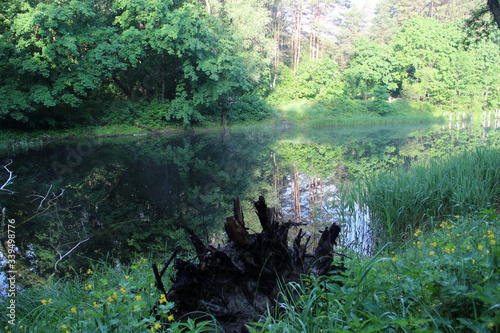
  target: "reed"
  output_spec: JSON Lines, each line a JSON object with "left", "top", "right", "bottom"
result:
{"left": 341, "top": 148, "right": 500, "bottom": 248}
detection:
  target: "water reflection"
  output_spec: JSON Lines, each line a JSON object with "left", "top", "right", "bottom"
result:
{"left": 1, "top": 122, "right": 499, "bottom": 280}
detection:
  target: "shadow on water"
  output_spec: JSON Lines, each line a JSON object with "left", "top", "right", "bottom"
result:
{"left": 1, "top": 120, "right": 499, "bottom": 285}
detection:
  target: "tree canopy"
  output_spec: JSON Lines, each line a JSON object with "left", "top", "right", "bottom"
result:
{"left": 0, "top": 0, "right": 498, "bottom": 128}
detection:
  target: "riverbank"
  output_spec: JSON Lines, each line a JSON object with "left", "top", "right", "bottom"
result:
{"left": 0, "top": 101, "right": 442, "bottom": 148}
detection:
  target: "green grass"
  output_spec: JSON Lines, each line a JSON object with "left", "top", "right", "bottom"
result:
{"left": 275, "top": 100, "right": 439, "bottom": 128}
{"left": 249, "top": 212, "right": 500, "bottom": 332}
{"left": 1, "top": 255, "right": 220, "bottom": 332}
{"left": 340, "top": 148, "right": 500, "bottom": 249}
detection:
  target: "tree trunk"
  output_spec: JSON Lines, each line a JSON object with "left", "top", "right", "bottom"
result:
{"left": 488, "top": 0, "right": 500, "bottom": 29}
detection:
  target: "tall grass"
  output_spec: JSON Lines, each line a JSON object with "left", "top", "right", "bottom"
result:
{"left": 249, "top": 213, "right": 500, "bottom": 332}
{"left": 340, "top": 148, "right": 500, "bottom": 249}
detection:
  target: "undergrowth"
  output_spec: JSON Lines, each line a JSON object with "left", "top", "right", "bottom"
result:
{"left": 250, "top": 213, "right": 499, "bottom": 332}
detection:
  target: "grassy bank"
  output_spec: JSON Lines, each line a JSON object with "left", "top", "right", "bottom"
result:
{"left": 0, "top": 98, "right": 444, "bottom": 147}
{"left": 252, "top": 212, "right": 499, "bottom": 332}
{"left": 2, "top": 211, "right": 498, "bottom": 332}
{"left": 276, "top": 99, "right": 440, "bottom": 127}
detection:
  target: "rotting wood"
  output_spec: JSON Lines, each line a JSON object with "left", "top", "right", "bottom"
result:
{"left": 152, "top": 196, "right": 342, "bottom": 333}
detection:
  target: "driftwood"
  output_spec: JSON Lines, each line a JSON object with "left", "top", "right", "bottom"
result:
{"left": 152, "top": 196, "right": 342, "bottom": 332}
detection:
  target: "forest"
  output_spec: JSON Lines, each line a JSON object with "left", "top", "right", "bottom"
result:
{"left": 1, "top": 0, "right": 499, "bottom": 130}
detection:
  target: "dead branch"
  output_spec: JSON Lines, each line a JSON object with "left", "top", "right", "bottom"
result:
{"left": 0, "top": 159, "right": 16, "bottom": 194}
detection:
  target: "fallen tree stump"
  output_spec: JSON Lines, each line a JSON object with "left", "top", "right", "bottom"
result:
{"left": 152, "top": 196, "right": 342, "bottom": 332}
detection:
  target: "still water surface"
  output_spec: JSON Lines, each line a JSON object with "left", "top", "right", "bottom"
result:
{"left": 0, "top": 122, "right": 498, "bottom": 280}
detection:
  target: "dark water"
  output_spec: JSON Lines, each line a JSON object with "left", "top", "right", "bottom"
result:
{"left": 1, "top": 122, "right": 499, "bottom": 281}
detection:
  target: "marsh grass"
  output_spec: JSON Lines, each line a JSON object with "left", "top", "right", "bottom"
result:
{"left": 341, "top": 148, "right": 500, "bottom": 249}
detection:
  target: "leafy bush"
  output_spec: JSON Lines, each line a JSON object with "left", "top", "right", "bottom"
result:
{"left": 371, "top": 85, "right": 391, "bottom": 115}
{"left": 227, "top": 94, "right": 274, "bottom": 123}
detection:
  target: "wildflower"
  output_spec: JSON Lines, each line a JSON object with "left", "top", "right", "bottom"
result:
{"left": 455, "top": 215, "right": 460, "bottom": 218}
{"left": 159, "top": 294, "right": 167, "bottom": 304}
{"left": 87, "top": 269, "right": 92, "bottom": 274}
{"left": 430, "top": 242, "right": 437, "bottom": 247}
{"left": 93, "top": 302, "right": 99, "bottom": 308}
{"left": 414, "top": 229, "right": 421, "bottom": 237}
{"left": 136, "top": 295, "right": 141, "bottom": 301}
{"left": 120, "top": 287, "right": 126, "bottom": 294}
{"left": 429, "top": 251, "right": 435, "bottom": 256}
{"left": 492, "top": 240, "right": 496, "bottom": 246}
{"left": 71, "top": 308, "right": 77, "bottom": 313}
{"left": 125, "top": 276, "right": 129, "bottom": 279}
{"left": 134, "top": 305, "right": 139, "bottom": 311}
{"left": 478, "top": 245, "right": 484, "bottom": 251}
{"left": 41, "top": 299, "right": 47, "bottom": 306}
{"left": 487, "top": 323, "right": 494, "bottom": 328}
{"left": 87, "top": 284, "right": 92, "bottom": 290}
{"left": 392, "top": 257, "right": 397, "bottom": 262}
{"left": 113, "top": 292, "right": 118, "bottom": 299}
{"left": 155, "top": 324, "right": 161, "bottom": 329}
{"left": 168, "top": 314, "right": 174, "bottom": 321}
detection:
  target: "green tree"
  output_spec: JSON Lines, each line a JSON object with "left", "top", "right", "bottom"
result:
{"left": 0, "top": 0, "right": 125, "bottom": 126}
{"left": 344, "top": 39, "right": 399, "bottom": 100}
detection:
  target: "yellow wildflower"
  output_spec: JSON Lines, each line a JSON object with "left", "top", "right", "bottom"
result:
{"left": 478, "top": 245, "right": 483, "bottom": 251}
{"left": 168, "top": 314, "right": 174, "bottom": 321}
{"left": 392, "top": 257, "right": 397, "bottom": 262}
{"left": 41, "top": 299, "right": 47, "bottom": 306}
{"left": 93, "top": 302, "right": 99, "bottom": 308}
{"left": 71, "top": 308, "right": 76, "bottom": 313}
{"left": 87, "top": 269, "right": 92, "bottom": 274}
{"left": 159, "top": 294, "right": 167, "bottom": 304}
{"left": 429, "top": 251, "right": 435, "bottom": 256}
{"left": 492, "top": 240, "right": 496, "bottom": 246}
{"left": 136, "top": 295, "right": 141, "bottom": 301}
{"left": 487, "top": 323, "right": 494, "bottom": 328}
{"left": 155, "top": 323, "right": 161, "bottom": 329}
{"left": 125, "top": 276, "right": 129, "bottom": 279}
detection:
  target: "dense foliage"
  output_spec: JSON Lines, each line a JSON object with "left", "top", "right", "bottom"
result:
{"left": 1, "top": 0, "right": 499, "bottom": 129}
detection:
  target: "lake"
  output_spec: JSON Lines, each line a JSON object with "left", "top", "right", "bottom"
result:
{"left": 1, "top": 121, "right": 499, "bottom": 282}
